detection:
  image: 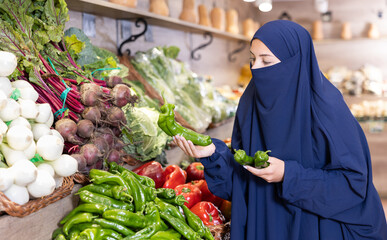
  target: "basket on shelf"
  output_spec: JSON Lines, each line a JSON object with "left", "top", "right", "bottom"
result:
{"left": 73, "top": 172, "right": 90, "bottom": 185}
{"left": 208, "top": 222, "right": 231, "bottom": 240}
{"left": 0, "top": 176, "right": 74, "bottom": 217}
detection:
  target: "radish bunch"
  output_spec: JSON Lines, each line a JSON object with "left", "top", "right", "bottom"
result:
{"left": 0, "top": 52, "right": 78, "bottom": 205}
{"left": 58, "top": 76, "right": 138, "bottom": 173}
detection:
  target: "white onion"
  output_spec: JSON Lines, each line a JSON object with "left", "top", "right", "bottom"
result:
{"left": 19, "top": 87, "right": 39, "bottom": 102}
{"left": 50, "top": 154, "right": 78, "bottom": 177}
{"left": 0, "top": 98, "right": 20, "bottom": 121}
{"left": 0, "top": 168, "right": 14, "bottom": 191}
{"left": 6, "top": 125, "right": 33, "bottom": 151}
{"left": 36, "top": 135, "right": 64, "bottom": 161}
{"left": 27, "top": 170, "right": 56, "bottom": 198}
{"left": 0, "top": 51, "right": 18, "bottom": 77}
{"left": 0, "top": 143, "right": 28, "bottom": 166}
{"left": 10, "top": 160, "right": 38, "bottom": 186}
{"left": 18, "top": 98, "right": 38, "bottom": 119}
{"left": 32, "top": 123, "right": 51, "bottom": 141}
{"left": 35, "top": 103, "right": 52, "bottom": 123}
{"left": 3, "top": 184, "right": 29, "bottom": 205}
{"left": 8, "top": 116, "right": 31, "bottom": 130}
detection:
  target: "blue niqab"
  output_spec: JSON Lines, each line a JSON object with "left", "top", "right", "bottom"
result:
{"left": 201, "top": 20, "right": 387, "bottom": 239}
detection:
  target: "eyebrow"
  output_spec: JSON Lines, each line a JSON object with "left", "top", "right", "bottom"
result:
{"left": 249, "top": 51, "right": 274, "bottom": 57}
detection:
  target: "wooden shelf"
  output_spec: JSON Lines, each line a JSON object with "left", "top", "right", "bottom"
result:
{"left": 66, "top": 0, "right": 250, "bottom": 42}
{"left": 314, "top": 37, "right": 387, "bottom": 45}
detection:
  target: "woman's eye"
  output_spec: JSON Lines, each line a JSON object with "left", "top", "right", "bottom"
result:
{"left": 249, "top": 57, "right": 256, "bottom": 64}
{"left": 263, "top": 60, "right": 272, "bottom": 65}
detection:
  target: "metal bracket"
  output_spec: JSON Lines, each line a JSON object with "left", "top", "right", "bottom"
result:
{"left": 117, "top": 18, "right": 148, "bottom": 56}
{"left": 228, "top": 40, "right": 247, "bottom": 63}
{"left": 191, "top": 32, "right": 213, "bottom": 61}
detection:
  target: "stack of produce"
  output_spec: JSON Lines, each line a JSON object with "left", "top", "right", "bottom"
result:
{"left": 52, "top": 163, "right": 216, "bottom": 240}
{"left": 0, "top": 54, "right": 77, "bottom": 205}
{"left": 133, "top": 161, "right": 231, "bottom": 225}
{"left": 0, "top": 1, "right": 138, "bottom": 173}
{"left": 131, "top": 46, "right": 237, "bottom": 131}
{"left": 349, "top": 100, "right": 387, "bottom": 121}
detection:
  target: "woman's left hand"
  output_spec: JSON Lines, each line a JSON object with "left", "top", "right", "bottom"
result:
{"left": 244, "top": 157, "right": 285, "bottom": 183}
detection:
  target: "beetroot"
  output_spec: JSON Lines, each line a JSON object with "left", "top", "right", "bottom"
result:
{"left": 80, "top": 83, "right": 103, "bottom": 107}
{"left": 106, "top": 107, "right": 127, "bottom": 127}
{"left": 106, "top": 76, "right": 123, "bottom": 88}
{"left": 114, "top": 138, "right": 126, "bottom": 151}
{"left": 111, "top": 84, "right": 136, "bottom": 107}
{"left": 94, "top": 159, "right": 104, "bottom": 170}
{"left": 71, "top": 153, "right": 87, "bottom": 172}
{"left": 111, "top": 127, "right": 122, "bottom": 137}
{"left": 92, "top": 137, "right": 109, "bottom": 156}
{"left": 55, "top": 118, "right": 85, "bottom": 145}
{"left": 77, "top": 119, "right": 95, "bottom": 139}
{"left": 107, "top": 149, "right": 121, "bottom": 163}
{"left": 94, "top": 128, "right": 115, "bottom": 146}
{"left": 80, "top": 143, "right": 101, "bottom": 165}
{"left": 82, "top": 106, "right": 101, "bottom": 124}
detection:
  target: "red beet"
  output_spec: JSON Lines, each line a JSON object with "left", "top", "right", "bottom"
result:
{"left": 106, "top": 107, "right": 127, "bottom": 127}
{"left": 94, "top": 128, "right": 115, "bottom": 146}
{"left": 92, "top": 137, "right": 110, "bottom": 156}
{"left": 71, "top": 153, "right": 87, "bottom": 172}
{"left": 114, "top": 138, "right": 126, "bottom": 151}
{"left": 55, "top": 118, "right": 85, "bottom": 145}
{"left": 80, "top": 143, "right": 101, "bottom": 165}
{"left": 77, "top": 119, "right": 95, "bottom": 139}
{"left": 111, "top": 84, "right": 135, "bottom": 107}
{"left": 107, "top": 149, "right": 121, "bottom": 163}
{"left": 82, "top": 107, "right": 101, "bottom": 124}
{"left": 106, "top": 76, "right": 123, "bottom": 88}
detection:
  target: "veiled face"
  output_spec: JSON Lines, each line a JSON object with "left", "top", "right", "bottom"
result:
{"left": 250, "top": 39, "right": 281, "bottom": 69}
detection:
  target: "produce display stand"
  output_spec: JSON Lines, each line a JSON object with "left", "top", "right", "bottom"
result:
{"left": 0, "top": 118, "right": 235, "bottom": 239}
{"left": 66, "top": 0, "right": 250, "bottom": 42}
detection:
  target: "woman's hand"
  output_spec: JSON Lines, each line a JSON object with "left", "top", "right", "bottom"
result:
{"left": 172, "top": 135, "right": 216, "bottom": 158}
{"left": 244, "top": 157, "right": 285, "bottom": 183}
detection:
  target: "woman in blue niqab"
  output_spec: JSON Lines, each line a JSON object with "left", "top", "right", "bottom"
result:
{"left": 173, "top": 20, "right": 387, "bottom": 239}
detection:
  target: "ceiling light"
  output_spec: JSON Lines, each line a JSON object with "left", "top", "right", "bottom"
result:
{"left": 244, "top": 0, "right": 256, "bottom": 2}
{"left": 256, "top": 0, "right": 273, "bottom": 12}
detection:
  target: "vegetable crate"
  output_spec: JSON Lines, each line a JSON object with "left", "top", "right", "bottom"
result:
{"left": 0, "top": 176, "right": 74, "bottom": 217}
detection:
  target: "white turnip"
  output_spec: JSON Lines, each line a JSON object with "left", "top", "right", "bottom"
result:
{"left": 0, "top": 143, "right": 28, "bottom": 166}
{"left": 0, "top": 91, "right": 7, "bottom": 110}
{"left": 10, "top": 160, "right": 38, "bottom": 186}
{"left": 35, "top": 103, "right": 52, "bottom": 123}
{"left": 9, "top": 116, "right": 31, "bottom": 129}
{"left": 32, "top": 123, "right": 51, "bottom": 141}
{"left": 3, "top": 184, "right": 29, "bottom": 205}
{"left": 0, "top": 51, "right": 17, "bottom": 77}
{"left": 19, "top": 87, "right": 39, "bottom": 102}
{"left": 36, "top": 135, "right": 64, "bottom": 161}
{"left": 0, "top": 168, "right": 14, "bottom": 191}
{"left": 6, "top": 125, "right": 33, "bottom": 151}
{"left": 0, "top": 98, "right": 20, "bottom": 121}
{"left": 50, "top": 129, "right": 64, "bottom": 143}
{"left": 0, "top": 77, "right": 13, "bottom": 97}
{"left": 37, "top": 163, "right": 55, "bottom": 177}
{"left": 50, "top": 154, "right": 78, "bottom": 177}
{"left": 23, "top": 140, "right": 36, "bottom": 160}
{"left": 19, "top": 98, "right": 38, "bottom": 119}
{"left": 27, "top": 170, "right": 55, "bottom": 198}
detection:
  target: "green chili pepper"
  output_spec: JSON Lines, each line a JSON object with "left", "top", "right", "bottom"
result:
{"left": 159, "top": 211, "right": 201, "bottom": 240}
{"left": 155, "top": 197, "right": 185, "bottom": 222}
{"left": 150, "top": 229, "right": 182, "bottom": 240}
{"left": 52, "top": 227, "right": 64, "bottom": 240}
{"left": 122, "top": 224, "right": 162, "bottom": 240}
{"left": 102, "top": 209, "right": 149, "bottom": 229}
{"left": 54, "top": 234, "right": 66, "bottom": 240}
{"left": 254, "top": 150, "right": 271, "bottom": 168}
{"left": 97, "top": 228, "right": 122, "bottom": 239}
{"left": 94, "top": 218, "right": 134, "bottom": 236}
{"left": 68, "top": 229, "right": 80, "bottom": 240}
{"left": 155, "top": 188, "right": 176, "bottom": 199}
{"left": 234, "top": 149, "right": 254, "bottom": 165}
{"left": 182, "top": 205, "right": 214, "bottom": 240}
{"left": 60, "top": 203, "right": 109, "bottom": 225}
{"left": 67, "top": 223, "right": 101, "bottom": 233}
{"left": 79, "top": 228, "right": 98, "bottom": 240}
{"left": 90, "top": 174, "right": 132, "bottom": 195}
{"left": 78, "top": 190, "right": 134, "bottom": 211}
{"left": 159, "top": 194, "right": 187, "bottom": 206}
{"left": 158, "top": 99, "right": 212, "bottom": 146}
{"left": 121, "top": 171, "right": 147, "bottom": 212}
{"left": 63, "top": 212, "right": 96, "bottom": 235}
{"left": 109, "top": 162, "right": 155, "bottom": 188}
{"left": 79, "top": 183, "right": 115, "bottom": 197}
{"left": 111, "top": 185, "right": 134, "bottom": 203}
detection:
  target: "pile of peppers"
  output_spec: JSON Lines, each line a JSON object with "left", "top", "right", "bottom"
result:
{"left": 52, "top": 162, "right": 215, "bottom": 240}
{"left": 234, "top": 149, "right": 271, "bottom": 169}
{"left": 158, "top": 100, "right": 212, "bottom": 146}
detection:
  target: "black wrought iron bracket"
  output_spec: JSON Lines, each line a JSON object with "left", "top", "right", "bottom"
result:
{"left": 228, "top": 40, "right": 247, "bottom": 63}
{"left": 191, "top": 32, "right": 213, "bottom": 61}
{"left": 117, "top": 18, "right": 148, "bottom": 56}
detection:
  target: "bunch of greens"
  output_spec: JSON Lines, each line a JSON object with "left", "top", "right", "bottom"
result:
{"left": 121, "top": 104, "right": 171, "bottom": 162}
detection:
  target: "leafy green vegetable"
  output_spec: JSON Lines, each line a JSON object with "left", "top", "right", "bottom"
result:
{"left": 122, "top": 106, "right": 170, "bottom": 162}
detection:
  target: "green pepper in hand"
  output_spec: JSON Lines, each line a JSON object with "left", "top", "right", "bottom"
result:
{"left": 254, "top": 150, "right": 271, "bottom": 168}
{"left": 234, "top": 149, "right": 254, "bottom": 165}
{"left": 158, "top": 98, "right": 212, "bottom": 146}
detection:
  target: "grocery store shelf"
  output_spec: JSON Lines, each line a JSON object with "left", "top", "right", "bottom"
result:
{"left": 344, "top": 94, "right": 387, "bottom": 105}
{"left": 66, "top": 0, "right": 250, "bottom": 42}
{"left": 314, "top": 37, "right": 387, "bottom": 45}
